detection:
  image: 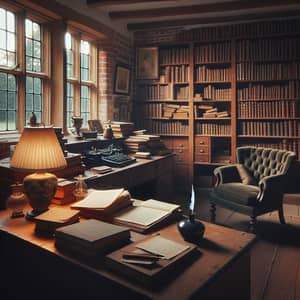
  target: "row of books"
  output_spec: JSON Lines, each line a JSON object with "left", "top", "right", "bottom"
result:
{"left": 144, "top": 120, "right": 189, "bottom": 136}
{"left": 238, "top": 100, "right": 298, "bottom": 119}
{"left": 237, "top": 82, "right": 296, "bottom": 100}
{"left": 143, "top": 103, "right": 163, "bottom": 118}
{"left": 195, "top": 65, "right": 231, "bottom": 82}
{"left": 236, "top": 38, "right": 300, "bottom": 61}
{"left": 195, "top": 121, "right": 231, "bottom": 136}
{"left": 159, "top": 47, "right": 189, "bottom": 65}
{"left": 239, "top": 120, "right": 299, "bottom": 137}
{"left": 138, "top": 84, "right": 171, "bottom": 100}
{"left": 199, "top": 85, "right": 232, "bottom": 101}
{"left": 163, "top": 65, "right": 190, "bottom": 83}
{"left": 236, "top": 62, "right": 300, "bottom": 81}
{"left": 194, "top": 42, "right": 231, "bottom": 63}
{"left": 174, "top": 85, "right": 189, "bottom": 100}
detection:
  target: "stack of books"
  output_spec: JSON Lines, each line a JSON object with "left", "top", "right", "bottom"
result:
{"left": 34, "top": 207, "right": 80, "bottom": 235}
{"left": 55, "top": 152, "right": 85, "bottom": 178}
{"left": 125, "top": 133, "right": 171, "bottom": 156}
{"left": 110, "top": 121, "right": 134, "bottom": 137}
{"left": 71, "top": 188, "right": 133, "bottom": 221}
{"left": 52, "top": 178, "right": 76, "bottom": 205}
{"left": 55, "top": 219, "right": 131, "bottom": 257}
{"left": 162, "top": 104, "right": 189, "bottom": 119}
{"left": 196, "top": 105, "right": 230, "bottom": 118}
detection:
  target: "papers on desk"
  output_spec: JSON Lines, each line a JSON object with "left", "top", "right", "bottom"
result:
{"left": 136, "top": 235, "right": 190, "bottom": 260}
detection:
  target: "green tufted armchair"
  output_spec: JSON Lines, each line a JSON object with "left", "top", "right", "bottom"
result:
{"left": 209, "top": 146, "right": 296, "bottom": 232}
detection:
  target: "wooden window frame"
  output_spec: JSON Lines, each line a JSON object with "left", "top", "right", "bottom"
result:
{"left": 65, "top": 27, "right": 98, "bottom": 129}
{"left": 0, "top": 3, "right": 51, "bottom": 132}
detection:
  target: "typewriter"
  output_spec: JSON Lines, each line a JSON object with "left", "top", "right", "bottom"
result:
{"left": 83, "top": 145, "right": 136, "bottom": 168}
{"left": 101, "top": 150, "right": 136, "bottom": 167}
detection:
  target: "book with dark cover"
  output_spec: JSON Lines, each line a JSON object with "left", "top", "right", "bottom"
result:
{"left": 55, "top": 219, "right": 131, "bottom": 257}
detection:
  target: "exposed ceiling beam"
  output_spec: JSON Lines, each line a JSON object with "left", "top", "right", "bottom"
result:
{"left": 110, "top": 0, "right": 300, "bottom": 20}
{"left": 86, "top": 0, "right": 174, "bottom": 7}
{"left": 128, "top": 9, "right": 300, "bottom": 30}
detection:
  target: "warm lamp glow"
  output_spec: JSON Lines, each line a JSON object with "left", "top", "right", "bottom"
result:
{"left": 11, "top": 126, "right": 67, "bottom": 219}
{"left": 11, "top": 127, "right": 67, "bottom": 172}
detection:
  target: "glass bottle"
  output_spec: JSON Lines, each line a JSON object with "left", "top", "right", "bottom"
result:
{"left": 73, "top": 174, "right": 88, "bottom": 201}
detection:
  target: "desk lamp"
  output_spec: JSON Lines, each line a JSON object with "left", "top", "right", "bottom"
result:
{"left": 177, "top": 185, "right": 205, "bottom": 244}
{"left": 11, "top": 126, "right": 67, "bottom": 220}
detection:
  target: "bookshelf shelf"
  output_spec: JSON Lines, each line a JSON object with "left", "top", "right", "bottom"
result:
{"left": 135, "top": 18, "right": 300, "bottom": 190}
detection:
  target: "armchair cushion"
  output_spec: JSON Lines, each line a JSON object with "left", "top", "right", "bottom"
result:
{"left": 212, "top": 183, "right": 260, "bottom": 207}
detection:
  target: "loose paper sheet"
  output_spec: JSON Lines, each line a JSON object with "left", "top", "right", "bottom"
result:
{"left": 137, "top": 199, "right": 180, "bottom": 213}
{"left": 136, "top": 235, "right": 190, "bottom": 260}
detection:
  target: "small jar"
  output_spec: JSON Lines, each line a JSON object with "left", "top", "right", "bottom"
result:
{"left": 6, "top": 183, "right": 27, "bottom": 218}
{"left": 73, "top": 175, "right": 88, "bottom": 201}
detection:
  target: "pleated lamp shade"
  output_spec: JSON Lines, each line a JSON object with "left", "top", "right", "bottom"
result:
{"left": 11, "top": 127, "right": 67, "bottom": 172}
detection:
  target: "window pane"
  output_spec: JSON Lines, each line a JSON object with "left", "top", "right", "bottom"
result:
{"left": 26, "top": 77, "right": 33, "bottom": 93}
{"left": 33, "top": 78, "right": 41, "bottom": 93}
{"left": 65, "top": 33, "right": 71, "bottom": 50}
{"left": 7, "top": 11, "right": 15, "bottom": 32}
{"left": 0, "top": 90, "right": 7, "bottom": 109}
{"left": 32, "top": 22, "right": 40, "bottom": 40}
{"left": 0, "top": 73, "right": 7, "bottom": 89}
{"left": 7, "top": 111, "right": 16, "bottom": 130}
{"left": 8, "top": 92, "right": 15, "bottom": 109}
{"left": 0, "top": 9, "right": 5, "bottom": 30}
{"left": 0, "top": 111, "right": 6, "bottom": 130}
{"left": 26, "top": 38, "right": 32, "bottom": 56}
{"left": 0, "top": 29, "right": 6, "bottom": 49}
{"left": 25, "top": 19, "right": 42, "bottom": 72}
{"left": 0, "top": 72, "right": 17, "bottom": 131}
{"left": 34, "top": 95, "right": 42, "bottom": 110}
{"left": 0, "top": 49, "right": 7, "bottom": 65}
{"left": 7, "top": 32, "right": 15, "bottom": 51}
{"left": 8, "top": 74, "right": 16, "bottom": 91}
{"left": 25, "top": 19, "right": 32, "bottom": 38}
{"left": 66, "top": 83, "right": 74, "bottom": 128}
{"left": 25, "top": 94, "right": 33, "bottom": 110}
{"left": 33, "top": 40, "right": 41, "bottom": 58}
{"left": 7, "top": 52, "right": 15, "bottom": 66}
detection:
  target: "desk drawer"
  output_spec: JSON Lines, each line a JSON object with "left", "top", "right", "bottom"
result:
{"left": 195, "top": 146, "right": 210, "bottom": 155}
{"left": 195, "top": 153, "right": 210, "bottom": 163}
{"left": 173, "top": 138, "right": 189, "bottom": 149}
{"left": 174, "top": 148, "right": 189, "bottom": 163}
{"left": 195, "top": 136, "right": 210, "bottom": 147}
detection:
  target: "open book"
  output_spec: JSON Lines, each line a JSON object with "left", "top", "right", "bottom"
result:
{"left": 71, "top": 188, "right": 133, "bottom": 219}
{"left": 113, "top": 199, "right": 181, "bottom": 233}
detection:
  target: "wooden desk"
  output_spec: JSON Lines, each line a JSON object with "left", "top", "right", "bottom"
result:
{"left": 0, "top": 207, "right": 256, "bottom": 300}
{"left": 0, "top": 154, "right": 174, "bottom": 209}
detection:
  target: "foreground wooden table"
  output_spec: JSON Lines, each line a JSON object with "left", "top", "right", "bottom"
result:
{"left": 0, "top": 206, "right": 256, "bottom": 300}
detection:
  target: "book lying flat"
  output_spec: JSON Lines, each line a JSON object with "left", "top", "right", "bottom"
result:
{"left": 113, "top": 199, "right": 181, "bottom": 233}
{"left": 34, "top": 207, "right": 80, "bottom": 234}
{"left": 55, "top": 219, "right": 131, "bottom": 257}
{"left": 105, "top": 234, "right": 197, "bottom": 286}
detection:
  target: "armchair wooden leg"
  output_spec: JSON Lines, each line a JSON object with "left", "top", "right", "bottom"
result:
{"left": 249, "top": 215, "right": 256, "bottom": 233}
{"left": 210, "top": 202, "right": 216, "bottom": 223}
{"left": 278, "top": 206, "right": 286, "bottom": 225}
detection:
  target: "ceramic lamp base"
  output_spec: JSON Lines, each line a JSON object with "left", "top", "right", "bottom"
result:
{"left": 23, "top": 172, "right": 57, "bottom": 220}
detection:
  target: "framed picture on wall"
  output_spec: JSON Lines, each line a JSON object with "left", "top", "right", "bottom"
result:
{"left": 114, "top": 64, "right": 131, "bottom": 95}
{"left": 136, "top": 47, "right": 159, "bottom": 79}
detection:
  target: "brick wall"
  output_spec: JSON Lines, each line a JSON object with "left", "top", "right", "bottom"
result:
{"left": 98, "top": 32, "right": 134, "bottom": 122}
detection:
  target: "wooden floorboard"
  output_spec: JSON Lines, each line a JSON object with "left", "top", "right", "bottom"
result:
{"left": 174, "top": 189, "right": 300, "bottom": 300}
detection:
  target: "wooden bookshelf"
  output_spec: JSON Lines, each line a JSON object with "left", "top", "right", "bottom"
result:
{"left": 134, "top": 18, "right": 300, "bottom": 190}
